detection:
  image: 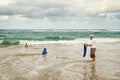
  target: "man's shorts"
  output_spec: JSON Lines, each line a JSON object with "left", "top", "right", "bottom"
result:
{"left": 90, "top": 48, "right": 96, "bottom": 58}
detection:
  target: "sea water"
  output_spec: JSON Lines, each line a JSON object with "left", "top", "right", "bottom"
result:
{"left": 0, "top": 29, "right": 120, "bottom": 45}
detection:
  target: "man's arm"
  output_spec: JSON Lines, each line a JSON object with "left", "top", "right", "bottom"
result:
{"left": 85, "top": 43, "right": 92, "bottom": 46}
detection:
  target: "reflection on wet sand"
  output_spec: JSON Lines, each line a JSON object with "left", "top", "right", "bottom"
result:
{"left": 83, "top": 61, "right": 96, "bottom": 80}
{"left": 83, "top": 62, "right": 96, "bottom": 80}
{"left": 90, "top": 63, "right": 96, "bottom": 80}
{"left": 83, "top": 62, "right": 107, "bottom": 80}
{"left": 83, "top": 63, "right": 87, "bottom": 80}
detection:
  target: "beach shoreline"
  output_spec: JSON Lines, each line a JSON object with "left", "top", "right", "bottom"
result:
{"left": 0, "top": 40, "right": 120, "bottom": 80}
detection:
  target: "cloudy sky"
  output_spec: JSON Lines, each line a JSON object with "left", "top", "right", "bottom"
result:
{"left": 0, "top": 0, "right": 120, "bottom": 29}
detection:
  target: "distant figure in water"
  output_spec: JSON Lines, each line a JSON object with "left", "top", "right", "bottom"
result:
{"left": 85, "top": 34, "right": 96, "bottom": 62}
{"left": 42, "top": 48, "right": 48, "bottom": 58}
{"left": 25, "top": 43, "right": 28, "bottom": 48}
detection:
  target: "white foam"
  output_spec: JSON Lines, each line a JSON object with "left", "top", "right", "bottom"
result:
{"left": 0, "top": 40, "right": 3, "bottom": 43}
{"left": 0, "top": 38, "right": 120, "bottom": 45}
{"left": 95, "top": 38, "right": 120, "bottom": 43}
{"left": 19, "top": 38, "right": 120, "bottom": 45}
{"left": 107, "top": 29, "right": 120, "bottom": 32}
{"left": 20, "top": 40, "right": 77, "bottom": 45}
{"left": 33, "top": 29, "right": 49, "bottom": 32}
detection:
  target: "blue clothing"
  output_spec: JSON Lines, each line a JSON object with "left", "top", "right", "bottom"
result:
{"left": 42, "top": 50, "right": 47, "bottom": 55}
{"left": 83, "top": 44, "right": 87, "bottom": 57}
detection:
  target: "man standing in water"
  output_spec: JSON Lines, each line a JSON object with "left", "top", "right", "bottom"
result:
{"left": 85, "top": 34, "right": 96, "bottom": 62}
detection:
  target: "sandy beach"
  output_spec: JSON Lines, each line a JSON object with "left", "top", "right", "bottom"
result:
{"left": 0, "top": 0, "right": 120, "bottom": 79}
{"left": 0, "top": 40, "right": 120, "bottom": 80}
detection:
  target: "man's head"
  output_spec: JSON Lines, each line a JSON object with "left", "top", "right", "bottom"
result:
{"left": 90, "top": 34, "right": 94, "bottom": 40}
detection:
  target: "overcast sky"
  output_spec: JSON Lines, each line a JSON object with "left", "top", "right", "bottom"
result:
{"left": 0, "top": 0, "right": 120, "bottom": 29}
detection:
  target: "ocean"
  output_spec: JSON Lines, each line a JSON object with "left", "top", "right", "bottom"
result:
{"left": 0, "top": 29, "right": 120, "bottom": 45}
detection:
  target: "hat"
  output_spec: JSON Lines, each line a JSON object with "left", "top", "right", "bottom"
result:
{"left": 90, "top": 34, "right": 94, "bottom": 37}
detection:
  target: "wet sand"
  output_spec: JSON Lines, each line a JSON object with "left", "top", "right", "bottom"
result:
{"left": 0, "top": 41, "right": 120, "bottom": 80}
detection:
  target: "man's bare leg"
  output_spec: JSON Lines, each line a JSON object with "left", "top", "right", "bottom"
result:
{"left": 92, "top": 58, "right": 95, "bottom": 62}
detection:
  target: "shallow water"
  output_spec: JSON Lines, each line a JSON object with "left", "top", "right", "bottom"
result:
{"left": 0, "top": 41, "right": 120, "bottom": 80}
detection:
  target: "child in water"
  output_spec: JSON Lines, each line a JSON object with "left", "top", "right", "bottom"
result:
{"left": 25, "top": 43, "right": 28, "bottom": 48}
{"left": 42, "top": 48, "right": 47, "bottom": 57}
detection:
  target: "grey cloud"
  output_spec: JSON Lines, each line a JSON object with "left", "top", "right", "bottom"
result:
{"left": 0, "top": 0, "right": 120, "bottom": 22}
{"left": 96, "top": 12, "right": 120, "bottom": 20}
{"left": 0, "top": 0, "right": 68, "bottom": 17}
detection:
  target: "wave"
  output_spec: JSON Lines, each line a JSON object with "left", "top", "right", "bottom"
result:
{"left": 45, "top": 36, "right": 74, "bottom": 41}
{"left": 0, "top": 38, "right": 120, "bottom": 45}
{"left": 33, "top": 29, "right": 49, "bottom": 32}
{"left": 0, "top": 29, "right": 120, "bottom": 45}
{"left": 20, "top": 38, "right": 120, "bottom": 45}
{"left": 33, "top": 29, "right": 120, "bottom": 32}
{"left": 107, "top": 29, "right": 120, "bottom": 32}
{"left": 33, "top": 29, "right": 103, "bottom": 32}
{"left": 1, "top": 39, "right": 19, "bottom": 45}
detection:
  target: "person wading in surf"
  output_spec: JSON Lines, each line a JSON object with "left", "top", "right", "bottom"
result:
{"left": 85, "top": 34, "right": 96, "bottom": 62}
{"left": 25, "top": 43, "right": 28, "bottom": 48}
